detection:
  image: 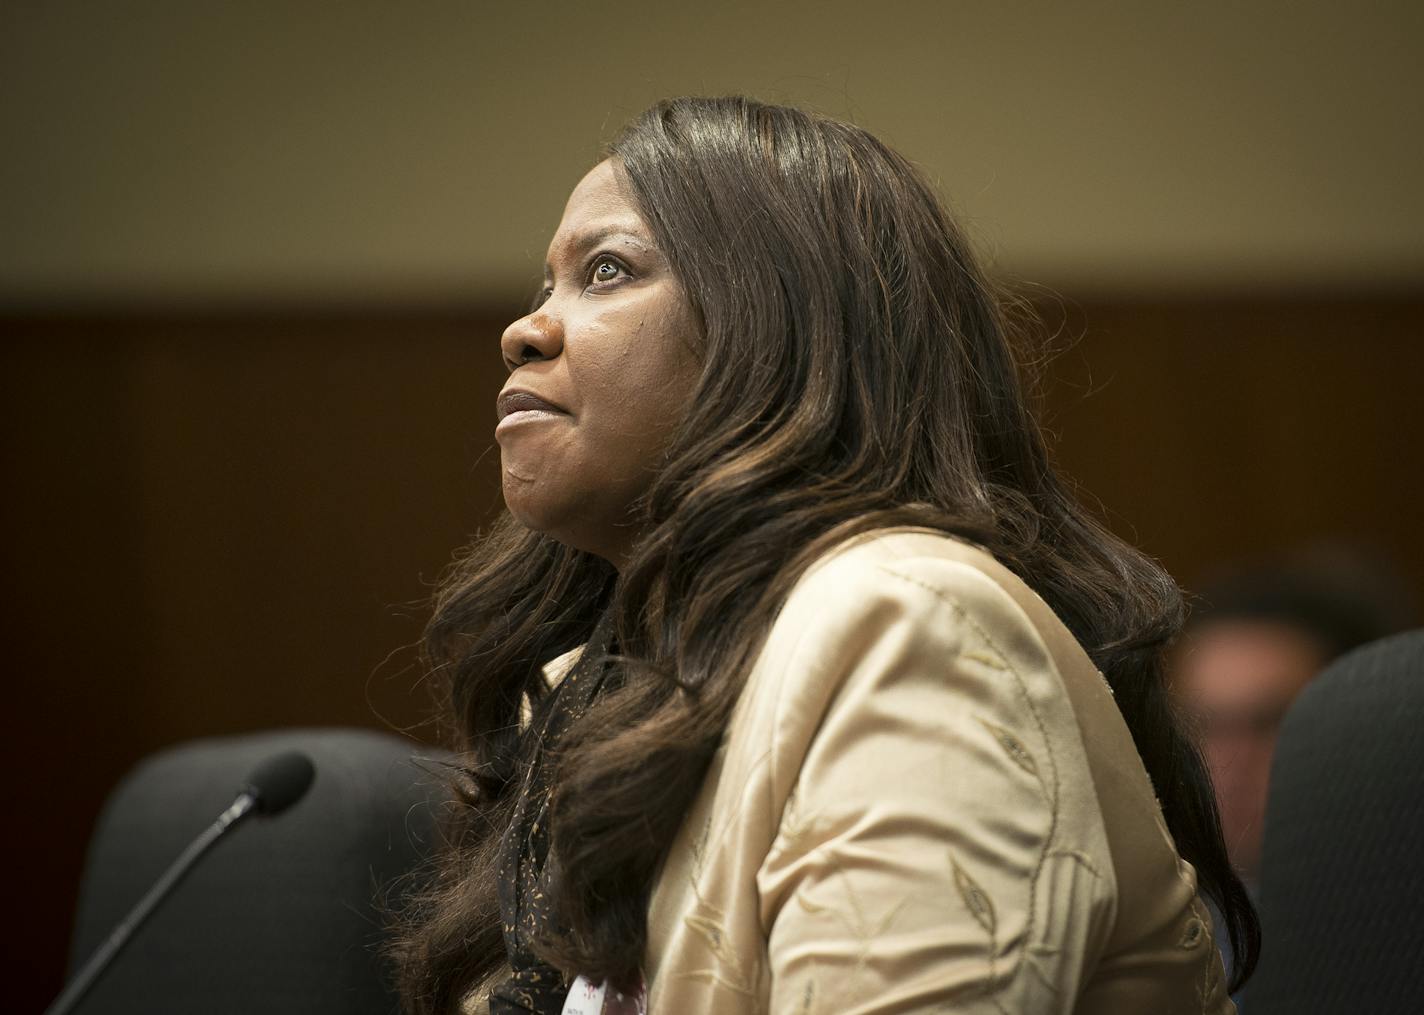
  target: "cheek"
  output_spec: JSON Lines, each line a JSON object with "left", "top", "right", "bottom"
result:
{"left": 575, "top": 315, "right": 698, "bottom": 442}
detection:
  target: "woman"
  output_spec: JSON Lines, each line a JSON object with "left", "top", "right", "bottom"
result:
{"left": 395, "top": 96, "right": 1258, "bottom": 1014}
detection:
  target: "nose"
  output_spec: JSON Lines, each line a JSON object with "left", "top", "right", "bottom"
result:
{"left": 500, "top": 308, "right": 563, "bottom": 372}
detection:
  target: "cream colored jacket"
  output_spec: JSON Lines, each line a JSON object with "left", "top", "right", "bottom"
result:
{"left": 542, "top": 529, "right": 1233, "bottom": 1014}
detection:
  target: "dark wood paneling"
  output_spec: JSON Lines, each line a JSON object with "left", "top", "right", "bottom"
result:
{"left": 1, "top": 309, "right": 514, "bottom": 1010}
{"left": 3, "top": 294, "right": 1421, "bottom": 1006}
{"left": 1037, "top": 296, "right": 1424, "bottom": 599}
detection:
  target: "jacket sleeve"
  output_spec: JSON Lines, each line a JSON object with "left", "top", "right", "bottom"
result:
{"left": 754, "top": 555, "right": 1115, "bottom": 1014}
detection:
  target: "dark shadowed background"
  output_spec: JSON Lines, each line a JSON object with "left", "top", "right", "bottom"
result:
{"left": 4, "top": 3, "right": 1421, "bottom": 1008}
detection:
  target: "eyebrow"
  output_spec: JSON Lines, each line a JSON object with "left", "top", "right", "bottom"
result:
{"left": 544, "top": 222, "right": 654, "bottom": 277}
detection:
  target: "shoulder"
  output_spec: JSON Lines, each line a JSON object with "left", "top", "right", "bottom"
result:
{"left": 738, "top": 527, "right": 1093, "bottom": 793}
{"left": 738, "top": 529, "right": 1122, "bottom": 1006}
{"left": 796, "top": 525, "right": 1001, "bottom": 584}
{"left": 764, "top": 526, "right": 1060, "bottom": 675}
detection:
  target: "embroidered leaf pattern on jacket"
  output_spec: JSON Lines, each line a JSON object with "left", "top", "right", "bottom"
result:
{"left": 948, "top": 849, "right": 998, "bottom": 938}
{"left": 975, "top": 716, "right": 1043, "bottom": 785}
{"left": 679, "top": 875, "right": 764, "bottom": 1007}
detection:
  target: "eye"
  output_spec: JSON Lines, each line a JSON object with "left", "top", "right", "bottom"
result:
{"left": 588, "top": 255, "right": 629, "bottom": 287}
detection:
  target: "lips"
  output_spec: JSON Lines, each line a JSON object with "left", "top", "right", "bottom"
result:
{"left": 496, "top": 388, "right": 568, "bottom": 422}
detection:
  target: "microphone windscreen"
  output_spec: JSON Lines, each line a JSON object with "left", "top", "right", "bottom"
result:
{"left": 242, "top": 750, "right": 316, "bottom": 814}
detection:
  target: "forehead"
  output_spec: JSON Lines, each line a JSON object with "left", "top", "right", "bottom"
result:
{"left": 1177, "top": 619, "right": 1326, "bottom": 707}
{"left": 546, "top": 159, "right": 651, "bottom": 259}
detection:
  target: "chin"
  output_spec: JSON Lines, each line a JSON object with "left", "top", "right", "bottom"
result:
{"left": 503, "top": 486, "right": 583, "bottom": 548}
{"left": 503, "top": 494, "right": 560, "bottom": 540}
{"left": 502, "top": 470, "right": 644, "bottom": 567}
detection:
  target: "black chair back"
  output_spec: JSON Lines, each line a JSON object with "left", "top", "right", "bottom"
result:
{"left": 1248, "top": 630, "right": 1424, "bottom": 1013}
{"left": 67, "top": 728, "right": 453, "bottom": 1014}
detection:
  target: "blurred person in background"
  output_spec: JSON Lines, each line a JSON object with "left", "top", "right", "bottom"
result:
{"left": 1172, "top": 546, "right": 1413, "bottom": 980}
{"left": 1174, "top": 546, "right": 1414, "bottom": 888}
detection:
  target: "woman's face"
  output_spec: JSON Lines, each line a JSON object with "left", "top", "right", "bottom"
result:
{"left": 496, "top": 159, "right": 700, "bottom": 569}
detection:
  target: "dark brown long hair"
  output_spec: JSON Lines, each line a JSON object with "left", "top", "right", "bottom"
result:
{"left": 392, "top": 96, "right": 1259, "bottom": 1011}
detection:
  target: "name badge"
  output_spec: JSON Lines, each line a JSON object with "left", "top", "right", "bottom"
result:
{"left": 562, "top": 974, "right": 646, "bottom": 1015}
{"left": 560, "top": 976, "right": 605, "bottom": 1015}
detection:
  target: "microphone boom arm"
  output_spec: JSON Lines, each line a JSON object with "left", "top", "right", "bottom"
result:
{"left": 46, "top": 792, "right": 258, "bottom": 1015}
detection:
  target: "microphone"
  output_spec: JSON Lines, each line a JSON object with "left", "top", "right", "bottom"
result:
{"left": 46, "top": 750, "right": 316, "bottom": 1015}
{"left": 242, "top": 750, "right": 317, "bottom": 815}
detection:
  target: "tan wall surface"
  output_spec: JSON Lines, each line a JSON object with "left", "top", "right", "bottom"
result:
{"left": 3, "top": 1, "right": 1423, "bottom": 306}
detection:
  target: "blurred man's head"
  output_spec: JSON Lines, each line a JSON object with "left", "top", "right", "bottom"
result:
{"left": 1174, "top": 549, "right": 1411, "bottom": 883}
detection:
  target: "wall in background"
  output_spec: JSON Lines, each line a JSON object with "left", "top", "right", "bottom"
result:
{"left": 1041, "top": 295, "right": 1424, "bottom": 589}
{"left": 3, "top": 310, "right": 510, "bottom": 1008}
{"left": 6, "top": 296, "right": 1421, "bottom": 1005}
{"left": 3, "top": 1, "right": 1423, "bottom": 305}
